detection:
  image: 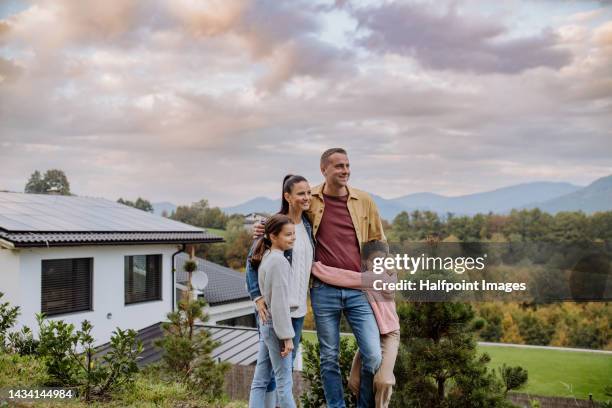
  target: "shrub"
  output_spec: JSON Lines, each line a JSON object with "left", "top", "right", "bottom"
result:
{"left": 0, "top": 292, "right": 19, "bottom": 351}
{"left": 155, "top": 298, "right": 229, "bottom": 399}
{"left": 498, "top": 363, "right": 528, "bottom": 396}
{"left": 300, "top": 336, "right": 357, "bottom": 408}
{"left": 36, "top": 314, "right": 82, "bottom": 386}
{"left": 35, "top": 314, "right": 143, "bottom": 401}
{"left": 6, "top": 326, "right": 39, "bottom": 356}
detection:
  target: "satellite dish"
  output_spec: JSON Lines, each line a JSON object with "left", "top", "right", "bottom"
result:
{"left": 191, "top": 271, "right": 209, "bottom": 290}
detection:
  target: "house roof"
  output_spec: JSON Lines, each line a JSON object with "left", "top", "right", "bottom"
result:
{"left": 175, "top": 254, "right": 250, "bottom": 306}
{"left": 0, "top": 192, "right": 223, "bottom": 247}
{"left": 94, "top": 322, "right": 261, "bottom": 367}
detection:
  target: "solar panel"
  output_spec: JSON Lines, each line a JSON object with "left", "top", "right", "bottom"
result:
{"left": 0, "top": 192, "right": 203, "bottom": 232}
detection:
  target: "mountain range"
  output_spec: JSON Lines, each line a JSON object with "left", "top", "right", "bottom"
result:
{"left": 154, "top": 174, "right": 612, "bottom": 221}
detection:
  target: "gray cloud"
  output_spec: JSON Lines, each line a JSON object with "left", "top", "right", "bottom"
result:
{"left": 0, "top": 0, "right": 610, "bottom": 206}
{"left": 353, "top": 2, "right": 572, "bottom": 74}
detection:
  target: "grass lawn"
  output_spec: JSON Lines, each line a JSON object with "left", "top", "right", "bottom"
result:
{"left": 205, "top": 227, "right": 227, "bottom": 238}
{"left": 299, "top": 331, "right": 612, "bottom": 401}
{"left": 481, "top": 345, "right": 611, "bottom": 402}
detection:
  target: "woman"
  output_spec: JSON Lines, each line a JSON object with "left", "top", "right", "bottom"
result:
{"left": 247, "top": 175, "right": 315, "bottom": 408}
{"left": 248, "top": 214, "right": 298, "bottom": 408}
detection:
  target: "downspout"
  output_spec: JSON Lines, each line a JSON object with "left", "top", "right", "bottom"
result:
{"left": 171, "top": 243, "right": 186, "bottom": 313}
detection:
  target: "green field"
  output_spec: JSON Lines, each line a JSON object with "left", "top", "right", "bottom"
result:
{"left": 299, "top": 331, "right": 612, "bottom": 401}
{"left": 205, "top": 227, "right": 227, "bottom": 238}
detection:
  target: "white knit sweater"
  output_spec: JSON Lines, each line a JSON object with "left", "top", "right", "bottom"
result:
{"left": 290, "top": 221, "right": 313, "bottom": 318}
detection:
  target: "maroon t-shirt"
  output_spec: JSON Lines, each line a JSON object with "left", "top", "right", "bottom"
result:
{"left": 315, "top": 193, "right": 361, "bottom": 272}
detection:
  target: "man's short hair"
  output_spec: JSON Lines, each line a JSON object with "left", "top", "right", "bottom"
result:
{"left": 320, "top": 148, "right": 348, "bottom": 167}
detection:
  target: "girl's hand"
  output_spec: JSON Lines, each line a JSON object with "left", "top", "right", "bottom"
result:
{"left": 281, "top": 338, "right": 294, "bottom": 358}
{"left": 255, "top": 298, "right": 269, "bottom": 323}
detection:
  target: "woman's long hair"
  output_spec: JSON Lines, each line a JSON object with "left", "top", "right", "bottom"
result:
{"left": 279, "top": 174, "right": 308, "bottom": 215}
{"left": 250, "top": 214, "right": 294, "bottom": 268}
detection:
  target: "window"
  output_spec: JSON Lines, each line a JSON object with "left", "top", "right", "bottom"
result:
{"left": 41, "top": 258, "right": 93, "bottom": 316}
{"left": 125, "top": 255, "right": 162, "bottom": 304}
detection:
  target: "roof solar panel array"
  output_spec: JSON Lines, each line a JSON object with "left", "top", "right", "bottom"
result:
{"left": 0, "top": 192, "right": 202, "bottom": 232}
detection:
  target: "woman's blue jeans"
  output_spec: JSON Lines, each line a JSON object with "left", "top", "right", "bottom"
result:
{"left": 249, "top": 315, "right": 304, "bottom": 408}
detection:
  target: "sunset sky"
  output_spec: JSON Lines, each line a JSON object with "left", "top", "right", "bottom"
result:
{"left": 1, "top": 0, "right": 611, "bottom": 207}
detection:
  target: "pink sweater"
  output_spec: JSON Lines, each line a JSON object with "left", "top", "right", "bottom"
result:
{"left": 311, "top": 261, "right": 400, "bottom": 335}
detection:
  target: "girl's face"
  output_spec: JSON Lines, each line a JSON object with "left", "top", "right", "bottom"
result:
{"left": 271, "top": 223, "right": 296, "bottom": 251}
{"left": 284, "top": 181, "right": 311, "bottom": 212}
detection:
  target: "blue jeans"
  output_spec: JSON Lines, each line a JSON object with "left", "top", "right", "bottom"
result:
{"left": 311, "top": 282, "right": 382, "bottom": 408}
{"left": 249, "top": 315, "right": 304, "bottom": 408}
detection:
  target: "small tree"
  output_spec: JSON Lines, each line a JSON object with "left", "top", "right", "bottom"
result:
{"left": 117, "top": 197, "right": 154, "bottom": 213}
{"left": 24, "top": 169, "right": 71, "bottom": 195}
{"left": 300, "top": 336, "right": 357, "bottom": 408}
{"left": 391, "top": 301, "right": 520, "bottom": 408}
{"left": 155, "top": 297, "right": 229, "bottom": 399}
{"left": 498, "top": 363, "right": 528, "bottom": 397}
{"left": 24, "top": 170, "right": 46, "bottom": 194}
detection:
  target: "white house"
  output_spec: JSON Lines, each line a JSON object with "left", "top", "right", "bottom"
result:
{"left": 0, "top": 192, "right": 223, "bottom": 345}
{"left": 242, "top": 212, "right": 269, "bottom": 231}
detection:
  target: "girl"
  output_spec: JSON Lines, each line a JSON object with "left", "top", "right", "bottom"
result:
{"left": 247, "top": 175, "right": 314, "bottom": 408}
{"left": 311, "top": 240, "right": 400, "bottom": 408}
{"left": 248, "top": 214, "right": 301, "bottom": 408}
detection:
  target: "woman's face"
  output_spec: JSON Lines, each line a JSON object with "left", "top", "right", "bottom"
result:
{"left": 284, "top": 180, "right": 311, "bottom": 212}
{"left": 271, "top": 223, "right": 296, "bottom": 251}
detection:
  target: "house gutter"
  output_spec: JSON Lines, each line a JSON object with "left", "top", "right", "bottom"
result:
{"left": 171, "top": 243, "right": 187, "bottom": 313}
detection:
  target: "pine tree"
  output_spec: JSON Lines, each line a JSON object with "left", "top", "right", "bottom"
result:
{"left": 392, "top": 301, "right": 519, "bottom": 408}
{"left": 155, "top": 297, "right": 229, "bottom": 399}
{"left": 24, "top": 170, "right": 46, "bottom": 193}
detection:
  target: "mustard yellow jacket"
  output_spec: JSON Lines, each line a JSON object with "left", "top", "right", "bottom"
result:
{"left": 306, "top": 183, "right": 386, "bottom": 249}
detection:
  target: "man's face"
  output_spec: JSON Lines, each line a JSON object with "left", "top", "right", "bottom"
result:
{"left": 321, "top": 153, "right": 350, "bottom": 187}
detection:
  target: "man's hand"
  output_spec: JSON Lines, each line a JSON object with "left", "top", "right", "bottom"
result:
{"left": 281, "top": 338, "right": 294, "bottom": 358}
{"left": 252, "top": 220, "right": 265, "bottom": 239}
{"left": 255, "top": 297, "right": 269, "bottom": 323}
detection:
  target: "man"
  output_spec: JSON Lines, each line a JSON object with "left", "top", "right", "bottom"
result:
{"left": 307, "top": 148, "right": 384, "bottom": 408}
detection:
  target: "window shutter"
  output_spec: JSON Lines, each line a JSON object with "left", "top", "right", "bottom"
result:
{"left": 41, "top": 258, "right": 93, "bottom": 316}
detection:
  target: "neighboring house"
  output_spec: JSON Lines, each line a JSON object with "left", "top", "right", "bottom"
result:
{"left": 242, "top": 212, "right": 269, "bottom": 231}
{"left": 0, "top": 192, "right": 223, "bottom": 345}
{"left": 175, "top": 253, "right": 255, "bottom": 327}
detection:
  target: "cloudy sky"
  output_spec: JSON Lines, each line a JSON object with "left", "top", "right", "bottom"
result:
{"left": 0, "top": 0, "right": 611, "bottom": 207}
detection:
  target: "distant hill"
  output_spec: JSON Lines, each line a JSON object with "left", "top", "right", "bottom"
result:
{"left": 152, "top": 201, "right": 177, "bottom": 216}
{"left": 526, "top": 175, "right": 612, "bottom": 214}
{"left": 222, "top": 197, "right": 280, "bottom": 215}
{"left": 378, "top": 181, "right": 582, "bottom": 219}
{"left": 222, "top": 180, "right": 592, "bottom": 220}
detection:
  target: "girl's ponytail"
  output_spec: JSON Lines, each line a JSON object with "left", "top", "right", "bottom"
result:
{"left": 250, "top": 235, "right": 271, "bottom": 269}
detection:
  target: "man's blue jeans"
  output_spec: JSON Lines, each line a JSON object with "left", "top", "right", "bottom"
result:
{"left": 311, "top": 281, "right": 382, "bottom": 408}
{"left": 249, "top": 314, "right": 304, "bottom": 407}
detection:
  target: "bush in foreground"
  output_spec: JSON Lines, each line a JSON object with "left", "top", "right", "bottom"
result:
{"left": 36, "top": 314, "right": 143, "bottom": 401}
{"left": 301, "top": 336, "right": 357, "bottom": 408}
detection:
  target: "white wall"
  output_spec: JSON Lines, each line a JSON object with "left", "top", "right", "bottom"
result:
{"left": 14, "top": 244, "right": 182, "bottom": 345}
{"left": 0, "top": 247, "right": 21, "bottom": 308}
